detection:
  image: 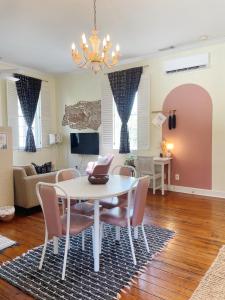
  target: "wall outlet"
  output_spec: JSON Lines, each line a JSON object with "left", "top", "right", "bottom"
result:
{"left": 175, "top": 174, "right": 180, "bottom": 181}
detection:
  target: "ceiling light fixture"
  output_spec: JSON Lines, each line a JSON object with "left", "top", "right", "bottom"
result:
{"left": 71, "top": 0, "right": 120, "bottom": 74}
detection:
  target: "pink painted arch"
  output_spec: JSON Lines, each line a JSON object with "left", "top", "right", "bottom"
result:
{"left": 162, "top": 84, "right": 212, "bottom": 189}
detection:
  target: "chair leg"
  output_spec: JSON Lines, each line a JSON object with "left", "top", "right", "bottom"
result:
{"left": 141, "top": 224, "right": 150, "bottom": 253}
{"left": 134, "top": 226, "right": 139, "bottom": 240}
{"left": 39, "top": 230, "right": 48, "bottom": 270}
{"left": 92, "top": 226, "right": 95, "bottom": 257}
{"left": 128, "top": 224, "right": 137, "bottom": 265}
{"left": 153, "top": 178, "right": 156, "bottom": 194}
{"left": 53, "top": 236, "right": 59, "bottom": 254}
{"left": 82, "top": 231, "right": 85, "bottom": 251}
{"left": 102, "top": 223, "right": 104, "bottom": 239}
{"left": 62, "top": 200, "right": 65, "bottom": 215}
{"left": 62, "top": 234, "right": 70, "bottom": 280}
{"left": 68, "top": 236, "right": 71, "bottom": 250}
{"left": 100, "top": 222, "right": 104, "bottom": 254}
{"left": 115, "top": 226, "right": 120, "bottom": 241}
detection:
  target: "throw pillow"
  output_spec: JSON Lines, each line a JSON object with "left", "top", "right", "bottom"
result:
{"left": 24, "top": 165, "right": 37, "bottom": 176}
{"left": 97, "top": 155, "right": 108, "bottom": 165}
{"left": 31, "top": 162, "right": 52, "bottom": 174}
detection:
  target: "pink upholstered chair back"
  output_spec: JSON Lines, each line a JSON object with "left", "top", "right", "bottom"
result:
{"left": 56, "top": 168, "right": 80, "bottom": 183}
{"left": 38, "top": 184, "right": 63, "bottom": 239}
{"left": 131, "top": 176, "right": 150, "bottom": 226}
{"left": 112, "top": 165, "right": 137, "bottom": 177}
{"left": 91, "top": 154, "right": 114, "bottom": 176}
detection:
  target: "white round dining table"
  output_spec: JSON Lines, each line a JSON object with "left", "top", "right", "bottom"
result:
{"left": 55, "top": 174, "right": 137, "bottom": 272}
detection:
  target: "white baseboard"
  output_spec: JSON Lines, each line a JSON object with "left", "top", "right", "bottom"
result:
{"left": 165, "top": 184, "right": 225, "bottom": 199}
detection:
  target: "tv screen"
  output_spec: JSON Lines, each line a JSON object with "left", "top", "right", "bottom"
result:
{"left": 70, "top": 133, "right": 99, "bottom": 155}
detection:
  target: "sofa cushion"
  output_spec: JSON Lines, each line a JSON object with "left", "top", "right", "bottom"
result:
{"left": 32, "top": 162, "right": 52, "bottom": 174}
{"left": 23, "top": 165, "right": 37, "bottom": 176}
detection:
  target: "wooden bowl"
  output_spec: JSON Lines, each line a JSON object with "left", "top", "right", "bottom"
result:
{"left": 88, "top": 174, "right": 109, "bottom": 185}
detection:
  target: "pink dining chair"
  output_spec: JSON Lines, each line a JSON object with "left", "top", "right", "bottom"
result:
{"left": 56, "top": 168, "right": 94, "bottom": 216}
{"left": 36, "top": 182, "right": 93, "bottom": 280}
{"left": 100, "top": 176, "right": 150, "bottom": 265}
{"left": 100, "top": 165, "right": 137, "bottom": 209}
{"left": 86, "top": 154, "right": 114, "bottom": 176}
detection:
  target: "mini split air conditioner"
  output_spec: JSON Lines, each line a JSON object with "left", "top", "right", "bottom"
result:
{"left": 164, "top": 53, "right": 209, "bottom": 74}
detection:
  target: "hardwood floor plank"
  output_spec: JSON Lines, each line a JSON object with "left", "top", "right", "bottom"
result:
{"left": 0, "top": 191, "right": 224, "bottom": 299}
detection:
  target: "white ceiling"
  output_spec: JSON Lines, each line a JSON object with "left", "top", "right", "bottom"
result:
{"left": 0, "top": 0, "right": 225, "bottom": 73}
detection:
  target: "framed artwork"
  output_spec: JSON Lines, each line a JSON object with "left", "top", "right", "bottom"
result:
{"left": 0, "top": 133, "right": 7, "bottom": 150}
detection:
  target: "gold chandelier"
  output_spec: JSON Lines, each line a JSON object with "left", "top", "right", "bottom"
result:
{"left": 71, "top": 0, "right": 120, "bottom": 74}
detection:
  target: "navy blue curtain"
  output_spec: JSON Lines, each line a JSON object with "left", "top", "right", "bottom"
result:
{"left": 15, "top": 74, "right": 42, "bottom": 152}
{"left": 108, "top": 67, "right": 143, "bottom": 153}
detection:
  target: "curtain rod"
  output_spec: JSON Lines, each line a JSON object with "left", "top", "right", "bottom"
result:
{"left": 104, "top": 65, "right": 149, "bottom": 75}
{"left": 14, "top": 73, "right": 48, "bottom": 83}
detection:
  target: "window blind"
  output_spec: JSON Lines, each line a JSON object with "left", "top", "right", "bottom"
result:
{"left": 40, "top": 81, "right": 53, "bottom": 148}
{"left": 7, "top": 81, "right": 19, "bottom": 149}
{"left": 137, "top": 67, "right": 150, "bottom": 150}
{"left": 101, "top": 76, "right": 113, "bottom": 150}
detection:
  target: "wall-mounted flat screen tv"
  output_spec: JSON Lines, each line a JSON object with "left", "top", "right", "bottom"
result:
{"left": 70, "top": 132, "right": 99, "bottom": 155}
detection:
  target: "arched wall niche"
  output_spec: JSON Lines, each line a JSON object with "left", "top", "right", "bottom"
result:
{"left": 162, "top": 83, "right": 212, "bottom": 189}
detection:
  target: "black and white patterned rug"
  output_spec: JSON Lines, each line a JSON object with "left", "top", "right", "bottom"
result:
{"left": 0, "top": 225, "right": 174, "bottom": 300}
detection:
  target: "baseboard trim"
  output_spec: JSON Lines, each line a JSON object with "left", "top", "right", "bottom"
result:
{"left": 166, "top": 185, "right": 225, "bottom": 199}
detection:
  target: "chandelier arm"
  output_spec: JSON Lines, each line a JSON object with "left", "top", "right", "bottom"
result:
{"left": 82, "top": 48, "right": 89, "bottom": 61}
{"left": 79, "top": 61, "right": 88, "bottom": 68}
{"left": 104, "top": 61, "right": 112, "bottom": 68}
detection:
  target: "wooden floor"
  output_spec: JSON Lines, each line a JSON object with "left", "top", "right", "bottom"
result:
{"left": 0, "top": 191, "right": 225, "bottom": 300}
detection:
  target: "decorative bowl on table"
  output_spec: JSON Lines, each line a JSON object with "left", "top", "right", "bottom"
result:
{"left": 88, "top": 174, "right": 109, "bottom": 185}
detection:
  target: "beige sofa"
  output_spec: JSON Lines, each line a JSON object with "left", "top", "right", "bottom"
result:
{"left": 13, "top": 165, "right": 57, "bottom": 209}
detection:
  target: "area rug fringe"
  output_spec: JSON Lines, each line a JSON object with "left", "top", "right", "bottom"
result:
{"left": 116, "top": 231, "right": 175, "bottom": 297}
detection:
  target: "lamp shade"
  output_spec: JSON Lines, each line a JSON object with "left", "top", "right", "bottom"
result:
{"left": 166, "top": 143, "right": 174, "bottom": 151}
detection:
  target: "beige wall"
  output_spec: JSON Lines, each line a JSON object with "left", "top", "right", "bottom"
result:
{"left": 55, "top": 41, "right": 225, "bottom": 192}
{"left": 55, "top": 72, "right": 102, "bottom": 170}
{"left": 0, "top": 127, "right": 14, "bottom": 206}
{"left": 0, "top": 64, "right": 59, "bottom": 168}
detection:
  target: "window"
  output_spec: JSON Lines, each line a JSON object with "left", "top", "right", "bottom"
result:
{"left": 113, "top": 93, "right": 138, "bottom": 150}
{"left": 7, "top": 80, "right": 52, "bottom": 150}
{"left": 18, "top": 98, "right": 42, "bottom": 149}
{"left": 101, "top": 68, "right": 150, "bottom": 151}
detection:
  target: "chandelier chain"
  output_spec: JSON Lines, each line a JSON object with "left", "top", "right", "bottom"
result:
{"left": 93, "top": 0, "right": 97, "bottom": 30}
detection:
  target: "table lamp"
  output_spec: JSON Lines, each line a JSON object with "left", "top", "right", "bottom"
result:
{"left": 166, "top": 143, "right": 174, "bottom": 157}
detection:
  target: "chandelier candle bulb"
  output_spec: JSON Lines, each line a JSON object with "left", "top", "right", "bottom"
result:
{"left": 72, "top": 43, "right": 76, "bottom": 51}
{"left": 116, "top": 44, "right": 120, "bottom": 52}
{"left": 106, "top": 34, "right": 110, "bottom": 42}
{"left": 82, "top": 33, "right": 87, "bottom": 44}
